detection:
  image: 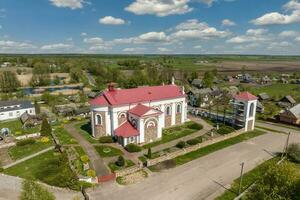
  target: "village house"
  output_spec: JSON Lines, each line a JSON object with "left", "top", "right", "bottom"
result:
{"left": 260, "top": 76, "right": 271, "bottom": 85}
{"left": 278, "top": 95, "right": 296, "bottom": 108}
{"left": 279, "top": 104, "right": 300, "bottom": 125}
{"left": 187, "top": 87, "right": 221, "bottom": 108}
{"left": 258, "top": 92, "right": 270, "bottom": 101}
{"left": 191, "top": 79, "right": 203, "bottom": 88}
{"left": 89, "top": 82, "right": 187, "bottom": 146}
{"left": 0, "top": 100, "right": 35, "bottom": 121}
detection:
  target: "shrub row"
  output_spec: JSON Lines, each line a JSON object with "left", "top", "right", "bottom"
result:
{"left": 125, "top": 143, "right": 142, "bottom": 152}
{"left": 186, "top": 123, "right": 203, "bottom": 130}
{"left": 217, "top": 125, "right": 235, "bottom": 135}
{"left": 99, "top": 136, "right": 114, "bottom": 143}
{"left": 16, "top": 138, "right": 36, "bottom": 146}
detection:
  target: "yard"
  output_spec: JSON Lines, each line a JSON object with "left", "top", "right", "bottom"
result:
{"left": 142, "top": 121, "right": 203, "bottom": 149}
{"left": 94, "top": 145, "right": 124, "bottom": 157}
{"left": 0, "top": 119, "right": 40, "bottom": 136}
{"left": 8, "top": 138, "right": 53, "bottom": 160}
{"left": 4, "top": 150, "right": 80, "bottom": 190}
{"left": 53, "top": 125, "right": 78, "bottom": 145}
{"left": 108, "top": 159, "right": 135, "bottom": 172}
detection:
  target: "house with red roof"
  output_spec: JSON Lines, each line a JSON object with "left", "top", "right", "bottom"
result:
{"left": 90, "top": 82, "right": 187, "bottom": 146}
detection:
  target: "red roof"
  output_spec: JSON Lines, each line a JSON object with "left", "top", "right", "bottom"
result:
{"left": 114, "top": 121, "right": 139, "bottom": 138}
{"left": 128, "top": 104, "right": 162, "bottom": 117}
{"left": 89, "top": 95, "right": 109, "bottom": 106}
{"left": 90, "top": 85, "right": 184, "bottom": 106}
{"left": 234, "top": 92, "right": 258, "bottom": 101}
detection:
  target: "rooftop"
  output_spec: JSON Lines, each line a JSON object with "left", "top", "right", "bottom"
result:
{"left": 128, "top": 104, "right": 162, "bottom": 117}
{"left": 234, "top": 92, "right": 258, "bottom": 101}
{"left": 114, "top": 121, "right": 139, "bottom": 138}
{"left": 0, "top": 100, "right": 34, "bottom": 112}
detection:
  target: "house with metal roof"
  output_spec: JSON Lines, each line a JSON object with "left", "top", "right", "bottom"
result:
{"left": 90, "top": 82, "right": 187, "bottom": 146}
{"left": 279, "top": 104, "right": 300, "bottom": 125}
{"left": 0, "top": 100, "right": 35, "bottom": 121}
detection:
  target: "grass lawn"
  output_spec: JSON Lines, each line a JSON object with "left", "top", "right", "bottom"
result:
{"left": 108, "top": 159, "right": 135, "bottom": 172}
{"left": 53, "top": 126, "right": 78, "bottom": 145}
{"left": 255, "top": 125, "right": 286, "bottom": 134}
{"left": 143, "top": 121, "right": 203, "bottom": 149}
{"left": 8, "top": 139, "right": 53, "bottom": 160}
{"left": 250, "top": 83, "right": 300, "bottom": 101}
{"left": 74, "top": 146, "right": 86, "bottom": 156}
{"left": 4, "top": 150, "right": 80, "bottom": 190}
{"left": 174, "top": 130, "right": 266, "bottom": 166}
{"left": 94, "top": 145, "right": 124, "bottom": 157}
{"left": 0, "top": 119, "right": 40, "bottom": 136}
{"left": 74, "top": 120, "right": 98, "bottom": 144}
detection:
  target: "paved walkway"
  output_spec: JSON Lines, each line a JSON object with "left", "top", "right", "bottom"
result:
{"left": 141, "top": 116, "right": 214, "bottom": 154}
{"left": 3, "top": 146, "right": 55, "bottom": 169}
{"left": 88, "top": 131, "right": 300, "bottom": 200}
{"left": 64, "top": 123, "right": 110, "bottom": 176}
{"left": 256, "top": 121, "right": 300, "bottom": 134}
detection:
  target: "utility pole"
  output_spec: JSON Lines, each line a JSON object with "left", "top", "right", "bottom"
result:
{"left": 281, "top": 132, "right": 291, "bottom": 159}
{"left": 238, "top": 162, "right": 245, "bottom": 195}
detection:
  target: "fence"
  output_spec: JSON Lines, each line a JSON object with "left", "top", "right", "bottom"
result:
{"left": 146, "top": 129, "right": 245, "bottom": 167}
{"left": 114, "top": 165, "right": 142, "bottom": 177}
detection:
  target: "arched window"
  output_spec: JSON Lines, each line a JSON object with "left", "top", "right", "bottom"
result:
{"left": 146, "top": 121, "right": 156, "bottom": 128}
{"left": 176, "top": 104, "right": 181, "bottom": 113}
{"left": 249, "top": 103, "right": 255, "bottom": 117}
{"left": 131, "top": 119, "right": 137, "bottom": 128}
{"left": 166, "top": 106, "right": 171, "bottom": 116}
{"left": 96, "top": 114, "right": 102, "bottom": 125}
{"left": 118, "top": 112, "right": 126, "bottom": 119}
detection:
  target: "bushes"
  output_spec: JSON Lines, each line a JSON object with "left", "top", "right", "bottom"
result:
{"left": 217, "top": 125, "right": 235, "bottom": 135}
{"left": 99, "top": 136, "right": 114, "bottom": 143}
{"left": 80, "top": 155, "right": 90, "bottom": 164}
{"left": 187, "top": 138, "right": 201, "bottom": 146}
{"left": 125, "top": 144, "right": 142, "bottom": 152}
{"left": 116, "top": 156, "right": 125, "bottom": 167}
{"left": 20, "top": 180, "right": 55, "bottom": 200}
{"left": 87, "top": 169, "right": 96, "bottom": 178}
{"left": 147, "top": 148, "right": 152, "bottom": 159}
{"left": 287, "top": 143, "right": 300, "bottom": 163}
{"left": 176, "top": 141, "right": 186, "bottom": 149}
{"left": 186, "top": 122, "right": 203, "bottom": 130}
{"left": 16, "top": 138, "right": 36, "bottom": 146}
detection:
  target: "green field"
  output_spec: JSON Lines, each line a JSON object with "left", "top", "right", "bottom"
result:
{"left": 74, "top": 120, "right": 98, "bottom": 144}
{"left": 53, "top": 126, "right": 78, "bottom": 145}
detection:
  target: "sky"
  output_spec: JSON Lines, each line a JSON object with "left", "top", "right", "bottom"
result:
{"left": 1, "top": 0, "right": 300, "bottom": 55}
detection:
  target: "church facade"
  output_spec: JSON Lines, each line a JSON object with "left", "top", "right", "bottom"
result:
{"left": 89, "top": 83, "right": 187, "bottom": 146}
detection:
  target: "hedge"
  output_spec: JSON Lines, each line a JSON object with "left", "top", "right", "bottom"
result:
{"left": 186, "top": 138, "right": 201, "bottom": 146}
{"left": 186, "top": 123, "right": 203, "bottom": 130}
{"left": 99, "top": 136, "right": 114, "bottom": 143}
{"left": 176, "top": 141, "right": 186, "bottom": 149}
{"left": 16, "top": 139, "right": 36, "bottom": 146}
{"left": 125, "top": 144, "right": 142, "bottom": 152}
{"left": 217, "top": 125, "right": 235, "bottom": 135}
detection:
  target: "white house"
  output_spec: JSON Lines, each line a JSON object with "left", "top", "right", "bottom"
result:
{"left": 0, "top": 100, "right": 36, "bottom": 121}
{"left": 89, "top": 82, "right": 188, "bottom": 146}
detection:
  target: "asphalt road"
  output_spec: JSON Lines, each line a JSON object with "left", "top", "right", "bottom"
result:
{"left": 88, "top": 132, "right": 300, "bottom": 200}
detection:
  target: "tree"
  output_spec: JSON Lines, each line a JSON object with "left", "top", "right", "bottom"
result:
{"left": 147, "top": 148, "right": 152, "bottom": 159}
{"left": 40, "top": 118, "right": 51, "bottom": 136}
{"left": 34, "top": 100, "right": 41, "bottom": 114}
{"left": 287, "top": 143, "right": 300, "bottom": 163}
{"left": 0, "top": 71, "right": 21, "bottom": 93}
{"left": 20, "top": 180, "right": 55, "bottom": 200}
{"left": 203, "top": 71, "right": 214, "bottom": 88}
{"left": 116, "top": 155, "right": 125, "bottom": 167}
{"left": 246, "top": 161, "right": 300, "bottom": 200}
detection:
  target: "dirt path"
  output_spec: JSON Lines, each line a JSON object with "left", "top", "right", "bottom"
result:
{"left": 64, "top": 123, "right": 110, "bottom": 176}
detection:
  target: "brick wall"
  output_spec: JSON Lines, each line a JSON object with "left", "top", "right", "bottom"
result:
{"left": 175, "top": 113, "right": 181, "bottom": 124}
{"left": 115, "top": 165, "right": 141, "bottom": 177}
{"left": 94, "top": 111, "right": 106, "bottom": 138}
{"left": 165, "top": 115, "right": 172, "bottom": 127}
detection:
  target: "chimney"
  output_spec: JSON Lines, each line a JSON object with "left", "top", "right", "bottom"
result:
{"left": 108, "top": 83, "right": 115, "bottom": 92}
{"left": 171, "top": 76, "right": 175, "bottom": 85}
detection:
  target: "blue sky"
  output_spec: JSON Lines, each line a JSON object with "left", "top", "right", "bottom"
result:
{"left": 1, "top": 0, "right": 300, "bottom": 54}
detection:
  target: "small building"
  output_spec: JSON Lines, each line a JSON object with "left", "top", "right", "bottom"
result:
{"left": 280, "top": 78, "right": 289, "bottom": 84}
{"left": 1, "top": 62, "right": 11, "bottom": 68}
{"left": 224, "top": 75, "right": 234, "bottom": 82}
{"left": 188, "top": 88, "right": 214, "bottom": 108}
{"left": 256, "top": 101, "right": 264, "bottom": 113}
{"left": 20, "top": 112, "right": 42, "bottom": 127}
{"left": 278, "top": 95, "right": 296, "bottom": 108}
{"left": 75, "top": 107, "right": 91, "bottom": 118}
{"left": 191, "top": 79, "right": 203, "bottom": 89}
{"left": 53, "top": 104, "right": 76, "bottom": 116}
{"left": 241, "top": 73, "right": 253, "bottom": 83}
{"left": 258, "top": 92, "right": 270, "bottom": 101}
{"left": 260, "top": 76, "right": 271, "bottom": 85}
{"left": 279, "top": 104, "right": 300, "bottom": 125}
{"left": 0, "top": 100, "right": 35, "bottom": 121}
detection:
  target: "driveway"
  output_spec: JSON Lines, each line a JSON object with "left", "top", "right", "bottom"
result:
{"left": 64, "top": 123, "right": 110, "bottom": 176}
{"left": 88, "top": 132, "right": 300, "bottom": 200}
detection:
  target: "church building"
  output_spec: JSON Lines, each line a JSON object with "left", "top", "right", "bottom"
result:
{"left": 89, "top": 82, "right": 187, "bottom": 146}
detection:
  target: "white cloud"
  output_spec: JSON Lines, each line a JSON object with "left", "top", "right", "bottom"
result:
{"left": 49, "top": 0, "right": 87, "bottom": 9}
{"left": 172, "top": 19, "right": 230, "bottom": 40}
{"left": 122, "top": 47, "right": 146, "bottom": 52}
{"left": 227, "top": 29, "right": 270, "bottom": 44}
{"left": 279, "top": 30, "right": 299, "bottom": 37}
{"left": 138, "top": 32, "right": 168, "bottom": 42}
{"left": 251, "top": 0, "right": 300, "bottom": 25}
{"left": 267, "top": 41, "right": 291, "bottom": 50}
{"left": 158, "top": 47, "right": 171, "bottom": 52}
{"left": 222, "top": 19, "right": 236, "bottom": 26}
{"left": 193, "top": 45, "right": 202, "bottom": 49}
{"left": 125, "top": 0, "right": 192, "bottom": 17}
{"left": 83, "top": 37, "right": 104, "bottom": 44}
{"left": 0, "top": 40, "right": 36, "bottom": 50}
{"left": 41, "top": 43, "right": 72, "bottom": 50}
{"left": 81, "top": 32, "right": 87, "bottom": 36}
{"left": 296, "top": 37, "right": 300, "bottom": 42}
{"left": 99, "top": 16, "right": 126, "bottom": 25}
{"left": 246, "top": 28, "right": 268, "bottom": 36}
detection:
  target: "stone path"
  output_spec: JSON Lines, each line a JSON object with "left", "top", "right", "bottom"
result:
{"left": 3, "top": 146, "right": 55, "bottom": 169}
{"left": 64, "top": 123, "right": 110, "bottom": 176}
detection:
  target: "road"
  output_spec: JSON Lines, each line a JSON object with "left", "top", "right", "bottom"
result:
{"left": 88, "top": 132, "right": 300, "bottom": 200}
{"left": 64, "top": 123, "right": 110, "bottom": 176}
